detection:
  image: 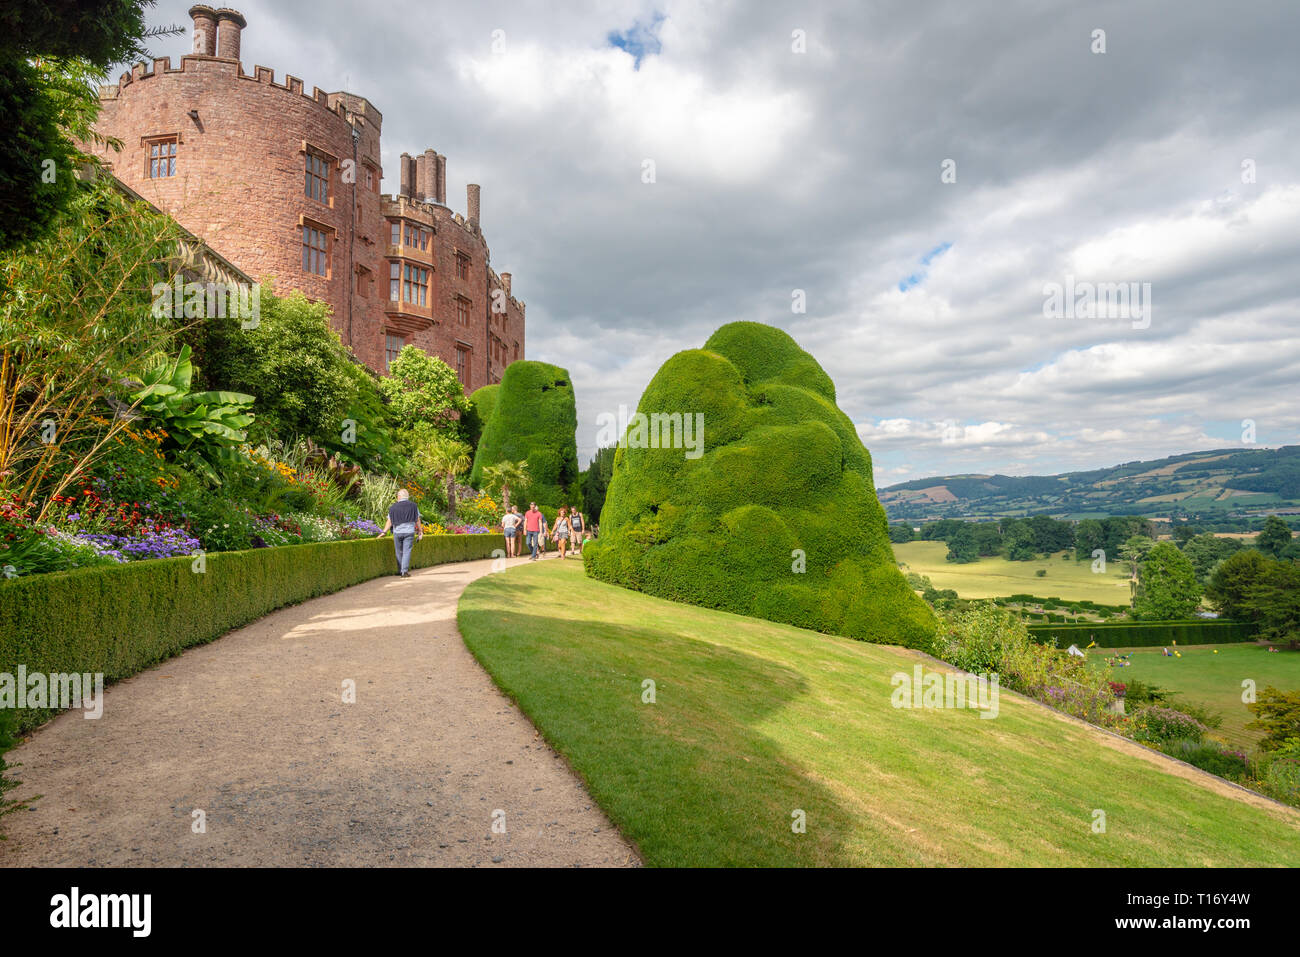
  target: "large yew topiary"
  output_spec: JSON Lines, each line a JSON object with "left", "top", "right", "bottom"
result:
{"left": 583, "top": 321, "right": 936, "bottom": 648}
{"left": 470, "top": 361, "right": 578, "bottom": 506}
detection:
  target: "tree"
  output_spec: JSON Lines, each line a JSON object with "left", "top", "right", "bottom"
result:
{"left": 414, "top": 431, "right": 471, "bottom": 522}
{"left": 379, "top": 345, "right": 470, "bottom": 437}
{"left": 480, "top": 459, "right": 530, "bottom": 512}
{"left": 1245, "top": 560, "right": 1300, "bottom": 649}
{"left": 1205, "top": 549, "right": 1270, "bottom": 620}
{"left": 1134, "top": 542, "right": 1201, "bottom": 620}
{"left": 581, "top": 445, "right": 616, "bottom": 524}
{"left": 1247, "top": 687, "right": 1300, "bottom": 751}
{"left": 1180, "top": 532, "right": 1242, "bottom": 584}
{"left": 1074, "top": 518, "right": 1105, "bottom": 561}
{"left": 469, "top": 361, "right": 578, "bottom": 507}
{"left": 200, "top": 288, "right": 364, "bottom": 449}
{"left": 1, "top": 177, "right": 183, "bottom": 518}
{"left": 0, "top": 2, "right": 181, "bottom": 250}
{"left": 888, "top": 523, "right": 914, "bottom": 544}
{"left": 1256, "top": 515, "right": 1294, "bottom": 558}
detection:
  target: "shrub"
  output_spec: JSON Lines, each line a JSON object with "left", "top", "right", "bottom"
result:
{"left": 1247, "top": 687, "right": 1300, "bottom": 752}
{"left": 1131, "top": 706, "right": 1207, "bottom": 745}
{"left": 1168, "top": 739, "right": 1250, "bottom": 781}
{"left": 583, "top": 322, "right": 935, "bottom": 648}
{"left": 1027, "top": 619, "right": 1257, "bottom": 648}
{"left": 0, "top": 533, "right": 504, "bottom": 732}
{"left": 470, "top": 361, "right": 579, "bottom": 507}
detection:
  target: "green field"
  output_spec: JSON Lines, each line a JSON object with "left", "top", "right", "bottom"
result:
{"left": 458, "top": 559, "right": 1300, "bottom": 866}
{"left": 1087, "top": 644, "right": 1300, "bottom": 752}
{"left": 894, "top": 540, "right": 1134, "bottom": 604}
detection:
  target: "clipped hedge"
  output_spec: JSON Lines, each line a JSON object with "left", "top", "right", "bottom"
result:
{"left": 1029, "top": 619, "right": 1259, "bottom": 648}
{"left": 583, "top": 321, "right": 936, "bottom": 648}
{"left": 0, "top": 534, "right": 503, "bottom": 732}
{"left": 469, "top": 361, "right": 578, "bottom": 506}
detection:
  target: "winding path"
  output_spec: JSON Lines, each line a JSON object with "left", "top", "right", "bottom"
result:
{"left": 0, "top": 556, "right": 639, "bottom": 867}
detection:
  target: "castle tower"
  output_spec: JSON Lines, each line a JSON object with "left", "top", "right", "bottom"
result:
{"left": 87, "top": 10, "right": 525, "bottom": 390}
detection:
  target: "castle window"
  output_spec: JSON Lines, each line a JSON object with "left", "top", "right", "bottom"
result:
{"left": 385, "top": 334, "right": 404, "bottom": 369}
{"left": 390, "top": 221, "right": 400, "bottom": 246}
{"left": 456, "top": 253, "right": 471, "bottom": 280}
{"left": 403, "top": 264, "right": 428, "bottom": 306}
{"left": 147, "top": 137, "right": 177, "bottom": 178}
{"left": 456, "top": 345, "right": 470, "bottom": 387}
{"left": 456, "top": 297, "right": 470, "bottom": 325}
{"left": 305, "top": 152, "right": 330, "bottom": 204}
{"left": 389, "top": 262, "right": 400, "bottom": 300}
{"left": 403, "top": 224, "right": 430, "bottom": 251}
{"left": 302, "top": 225, "right": 329, "bottom": 276}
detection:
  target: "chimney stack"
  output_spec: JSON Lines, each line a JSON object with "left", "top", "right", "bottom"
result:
{"left": 423, "top": 149, "right": 438, "bottom": 205}
{"left": 189, "top": 5, "right": 218, "bottom": 55}
{"left": 435, "top": 153, "right": 446, "bottom": 204}
{"left": 399, "top": 152, "right": 414, "bottom": 199}
{"left": 414, "top": 153, "right": 428, "bottom": 200}
{"left": 501, "top": 273, "right": 512, "bottom": 298}
{"left": 467, "top": 184, "right": 480, "bottom": 231}
{"left": 214, "top": 8, "right": 246, "bottom": 63}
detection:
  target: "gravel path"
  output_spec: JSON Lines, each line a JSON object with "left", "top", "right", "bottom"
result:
{"left": 0, "top": 556, "right": 639, "bottom": 867}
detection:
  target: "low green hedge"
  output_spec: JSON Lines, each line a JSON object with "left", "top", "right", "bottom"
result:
{"left": 1028, "top": 619, "right": 1259, "bottom": 648}
{"left": 0, "top": 534, "right": 503, "bottom": 732}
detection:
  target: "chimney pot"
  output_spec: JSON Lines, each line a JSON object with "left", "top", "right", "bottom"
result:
{"left": 435, "top": 153, "right": 446, "bottom": 204}
{"left": 189, "top": 5, "right": 218, "bottom": 56}
{"left": 214, "top": 8, "right": 247, "bottom": 63}
{"left": 501, "top": 272, "right": 512, "bottom": 297}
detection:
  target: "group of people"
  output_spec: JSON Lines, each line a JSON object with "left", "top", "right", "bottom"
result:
{"left": 501, "top": 502, "right": 593, "bottom": 561}
{"left": 377, "top": 489, "right": 595, "bottom": 578}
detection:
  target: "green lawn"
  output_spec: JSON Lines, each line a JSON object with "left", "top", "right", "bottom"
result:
{"left": 458, "top": 559, "right": 1300, "bottom": 867}
{"left": 894, "top": 540, "right": 1134, "bottom": 604}
{"left": 1087, "top": 643, "right": 1300, "bottom": 752}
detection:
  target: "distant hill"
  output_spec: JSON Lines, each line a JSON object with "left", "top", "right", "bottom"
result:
{"left": 879, "top": 446, "right": 1300, "bottom": 521}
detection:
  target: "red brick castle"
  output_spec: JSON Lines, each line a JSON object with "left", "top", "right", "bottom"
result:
{"left": 90, "top": 5, "right": 525, "bottom": 392}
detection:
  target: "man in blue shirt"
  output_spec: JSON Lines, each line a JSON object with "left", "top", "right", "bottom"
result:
{"left": 377, "top": 489, "right": 424, "bottom": 577}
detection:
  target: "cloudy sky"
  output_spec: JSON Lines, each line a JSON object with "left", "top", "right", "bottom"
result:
{"left": 139, "top": 0, "right": 1300, "bottom": 487}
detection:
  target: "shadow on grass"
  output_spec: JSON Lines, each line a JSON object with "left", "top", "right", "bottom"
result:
{"left": 458, "top": 586, "right": 860, "bottom": 867}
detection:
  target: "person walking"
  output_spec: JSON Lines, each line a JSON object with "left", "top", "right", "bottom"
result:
{"left": 524, "top": 502, "right": 543, "bottom": 561}
{"left": 376, "top": 488, "right": 423, "bottom": 577}
{"left": 502, "top": 505, "right": 522, "bottom": 558}
{"left": 538, "top": 510, "right": 550, "bottom": 557}
{"left": 569, "top": 507, "right": 585, "bottom": 555}
{"left": 553, "top": 507, "right": 570, "bottom": 560}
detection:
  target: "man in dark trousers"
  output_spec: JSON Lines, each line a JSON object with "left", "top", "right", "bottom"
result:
{"left": 376, "top": 488, "right": 424, "bottom": 577}
{"left": 524, "top": 501, "right": 543, "bottom": 561}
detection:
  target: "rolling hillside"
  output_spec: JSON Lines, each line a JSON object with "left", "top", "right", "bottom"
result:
{"left": 880, "top": 446, "right": 1300, "bottom": 521}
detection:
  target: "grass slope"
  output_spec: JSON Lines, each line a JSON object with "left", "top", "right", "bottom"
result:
{"left": 894, "top": 540, "right": 1134, "bottom": 604}
{"left": 458, "top": 560, "right": 1300, "bottom": 866}
{"left": 1088, "top": 644, "right": 1300, "bottom": 752}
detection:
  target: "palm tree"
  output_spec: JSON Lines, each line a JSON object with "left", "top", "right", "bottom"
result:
{"left": 480, "top": 459, "right": 530, "bottom": 512}
{"left": 418, "top": 434, "right": 472, "bottom": 522}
